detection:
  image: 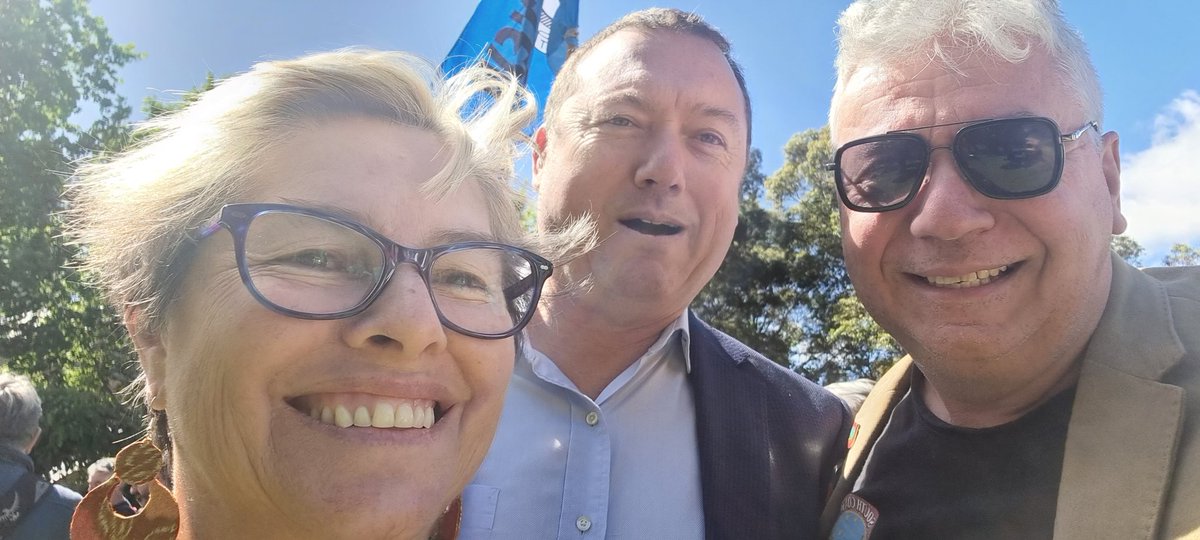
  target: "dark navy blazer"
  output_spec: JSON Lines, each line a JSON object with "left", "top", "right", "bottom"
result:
{"left": 687, "top": 312, "right": 851, "bottom": 540}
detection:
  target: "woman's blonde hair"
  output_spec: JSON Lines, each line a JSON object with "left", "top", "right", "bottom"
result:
{"left": 66, "top": 50, "right": 601, "bottom": 479}
{"left": 67, "top": 49, "right": 537, "bottom": 335}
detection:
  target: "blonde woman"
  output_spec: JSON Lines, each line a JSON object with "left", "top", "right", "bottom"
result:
{"left": 67, "top": 49, "right": 555, "bottom": 539}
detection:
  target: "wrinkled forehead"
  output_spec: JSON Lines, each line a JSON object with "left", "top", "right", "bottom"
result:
{"left": 831, "top": 50, "right": 1078, "bottom": 145}
{"left": 249, "top": 117, "right": 497, "bottom": 244}
{"left": 567, "top": 29, "right": 747, "bottom": 130}
{"left": 579, "top": 30, "right": 737, "bottom": 91}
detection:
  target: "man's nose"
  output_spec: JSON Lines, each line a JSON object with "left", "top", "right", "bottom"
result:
{"left": 907, "top": 149, "right": 996, "bottom": 241}
{"left": 633, "top": 130, "right": 686, "bottom": 192}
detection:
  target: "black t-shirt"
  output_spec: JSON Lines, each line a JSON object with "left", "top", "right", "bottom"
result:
{"left": 831, "top": 377, "right": 1077, "bottom": 540}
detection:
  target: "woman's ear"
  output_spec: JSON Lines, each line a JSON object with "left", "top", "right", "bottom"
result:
{"left": 125, "top": 306, "right": 168, "bottom": 411}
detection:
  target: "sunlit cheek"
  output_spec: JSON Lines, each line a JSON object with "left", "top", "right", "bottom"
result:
{"left": 168, "top": 340, "right": 266, "bottom": 505}
{"left": 455, "top": 337, "right": 514, "bottom": 445}
{"left": 162, "top": 266, "right": 277, "bottom": 508}
{"left": 841, "top": 212, "right": 882, "bottom": 252}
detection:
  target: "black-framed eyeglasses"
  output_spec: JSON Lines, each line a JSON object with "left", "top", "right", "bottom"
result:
{"left": 826, "top": 116, "right": 1099, "bottom": 212}
{"left": 192, "top": 203, "right": 553, "bottom": 340}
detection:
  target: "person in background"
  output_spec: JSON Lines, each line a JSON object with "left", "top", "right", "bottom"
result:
{"left": 0, "top": 372, "right": 82, "bottom": 539}
{"left": 821, "top": 1, "right": 1200, "bottom": 538}
{"left": 824, "top": 379, "right": 876, "bottom": 416}
{"left": 464, "top": 8, "right": 849, "bottom": 539}
{"left": 86, "top": 458, "right": 136, "bottom": 516}
{"left": 66, "top": 49, "right": 566, "bottom": 539}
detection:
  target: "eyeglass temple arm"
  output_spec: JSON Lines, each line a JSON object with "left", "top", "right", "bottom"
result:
{"left": 501, "top": 260, "right": 554, "bottom": 302}
{"left": 1062, "top": 121, "right": 1099, "bottom": 142}
{"left": 503, "top": 274, "right": 535, "bottom": 302}
{"left": 188, "top": 213, "right": 225, "bottom": 241}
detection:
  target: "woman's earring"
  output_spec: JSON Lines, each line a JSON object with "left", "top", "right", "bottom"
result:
{"left": 71, "top": 438, "right": 179, "bottom": 539}
{"left": 433, "top": 497, "right": 461, "bottom": 540}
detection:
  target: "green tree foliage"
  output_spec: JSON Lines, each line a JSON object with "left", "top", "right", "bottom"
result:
{"left": 1110, "top": 235, "right": 1145, "bottom": 266}
{"left": 692, "top": 149, "right": 799, "bottom": 365}
{"left": 141, "top": 72, "right": 215, "bottom": 119}
{"left": 694, "top": 127, "right": 901, "bottom": 383}
{"left": 1164, "top": 242, "right": 1200, "bottom": 267}
{"left": 0, "top": 0, "right": 142, "bottom": 479}
{"left": 1110, "top": 235, "right": 1199, "bottom": 267}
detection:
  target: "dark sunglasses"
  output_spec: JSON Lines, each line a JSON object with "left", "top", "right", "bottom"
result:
{"left": 827, "top": 116, "right": 1098, "bottom": 212}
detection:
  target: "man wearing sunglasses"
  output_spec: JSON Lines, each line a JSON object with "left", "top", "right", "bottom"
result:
{"left": 820, "top": 1, "right": 1200, "bottom": 539}
{"left": 462, "top": 8, "right": 850, "bottom": 540}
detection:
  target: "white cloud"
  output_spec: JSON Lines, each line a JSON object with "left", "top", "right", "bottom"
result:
{"left": 1120, "top": 89, "right": 1200, "bottom": 259}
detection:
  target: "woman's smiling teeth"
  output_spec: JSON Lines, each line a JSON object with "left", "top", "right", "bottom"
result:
{"left": 302, "top": 398, "right": 437, "bottom": 429}
{"left": 924, "top": 265, "right": 1010, "bottom": 289}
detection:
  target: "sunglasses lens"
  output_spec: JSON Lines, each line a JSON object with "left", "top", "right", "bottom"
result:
{"left": 954, "top": 118, "right": 1062, "bottom": 198}
{"left": 836, "top": 136, "right": 928, "bottom": 210}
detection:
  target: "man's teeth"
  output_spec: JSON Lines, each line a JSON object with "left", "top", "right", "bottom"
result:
{"left": 307, "top": 399, "right": 436, "bottom": 429}
{"left": 925, "top": 265, "right": 1009, "bottom": 289}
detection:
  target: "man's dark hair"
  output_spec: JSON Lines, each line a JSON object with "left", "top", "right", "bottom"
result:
{"left": 543, "top": 8, "right": 752, "bottom": 150}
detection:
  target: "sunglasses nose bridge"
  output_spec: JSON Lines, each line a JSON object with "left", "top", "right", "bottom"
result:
{"left": 918, "top": 143, "right": 989, "bottom": 203}
{"left": 924, "top": 144, "right": 965, "bottom": 183}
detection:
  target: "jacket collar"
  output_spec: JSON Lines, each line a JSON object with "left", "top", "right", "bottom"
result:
{"left": 823, "top": 256, "right": 1189, "bottom": 537}
{"left": 1079, "top": 253, "right": 1185, "bottom": 379}
{"left": 0, "top": 445, "right": 33, "bottom": 473}
{"left": 1053, "top": 255, "right": 1186, "bottom": 540}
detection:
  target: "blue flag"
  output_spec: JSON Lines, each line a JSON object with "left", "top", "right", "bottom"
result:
{"left": 443, "top": 0, "right": 580, "bottom": 123}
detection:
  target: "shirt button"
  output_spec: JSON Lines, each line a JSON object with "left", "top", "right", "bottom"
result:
{"left": 576, "top": 515, "right": 592, "bottom": 532}
{"left": 585, "top": 411, "right": 600, "bottom": 426}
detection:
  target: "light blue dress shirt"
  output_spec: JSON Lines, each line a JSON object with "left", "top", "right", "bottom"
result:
{"left": 461, "top": 313, "right": 705, "bottom": 539}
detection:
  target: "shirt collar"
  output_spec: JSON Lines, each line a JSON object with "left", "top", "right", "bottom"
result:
{"left": 653, "top": 311, "right": 692, "bottom": 373}
{"left": 519, "top": 310, "right": 694, "bottom": 379}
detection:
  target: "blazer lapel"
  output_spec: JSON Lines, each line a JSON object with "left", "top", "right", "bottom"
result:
{"left": 819, "top": 356, "right": 914, "bottom": 533}
{"left": 687, "top": 315, "right": 771, "bottom": 540}
{"left": 1053, "top": 363, "right": 1184, "bottom": 540}
{"left": 1053, "top": 258, "right": 1187, "bottom": 540}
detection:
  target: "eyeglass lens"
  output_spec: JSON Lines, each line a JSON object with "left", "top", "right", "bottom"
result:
{"left": 240, "top": 211, "right": 535, "bottom": 335}
{"left": 836, "top": 117, "right": 1063, "bottom": 210}
{"left": 954, "top": 118, "right": 1060, "bottom": 197}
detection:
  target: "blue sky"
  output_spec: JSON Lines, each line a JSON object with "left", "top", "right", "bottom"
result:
{"left": 88, "top": 0, "right": 1200, "bottom": 260}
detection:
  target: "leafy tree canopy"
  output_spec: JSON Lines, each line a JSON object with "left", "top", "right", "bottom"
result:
{"left": 694, "top": 127, "right": 900, "bottom": 383}
{"left": 1164, "top": 242, "right": 1200, "bottom": 267}
{"left": 0, "top": 0, "right": 142, "bottom": 484}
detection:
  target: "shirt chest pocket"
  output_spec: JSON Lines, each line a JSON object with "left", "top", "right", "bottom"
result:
{"left": 459, "top": 484, "right": 501, "bottom": 537}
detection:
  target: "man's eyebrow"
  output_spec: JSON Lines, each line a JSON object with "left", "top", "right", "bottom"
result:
{"left": 593, "top": 93, "right": 742, "bottom": 128}
{"left": 697, "top": 104, "right": 743, "bottom": 130}
{"left": 592, "top": 92, "right": 646, "bottom": 111}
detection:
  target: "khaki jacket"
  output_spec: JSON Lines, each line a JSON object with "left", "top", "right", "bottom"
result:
{"left": 821, "top": 256, "right": 1200, "bottom": 539}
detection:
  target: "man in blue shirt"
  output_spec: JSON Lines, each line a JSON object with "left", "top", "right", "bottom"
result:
{"left": 463, "top": 8, "right": 850, "bottom": 539}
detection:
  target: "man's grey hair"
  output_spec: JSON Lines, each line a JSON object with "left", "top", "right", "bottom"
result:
{"left": 88, "top": 456, "right": 116, "bottom": 478}
{"left": 830, "top": 0, "right": 1102, "bottom": 143}
{"left": 0, "top": 373, "right": 42, "bottom": 451}
{"left": 824, "top": 378, "right": 877, "bottom": 416}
